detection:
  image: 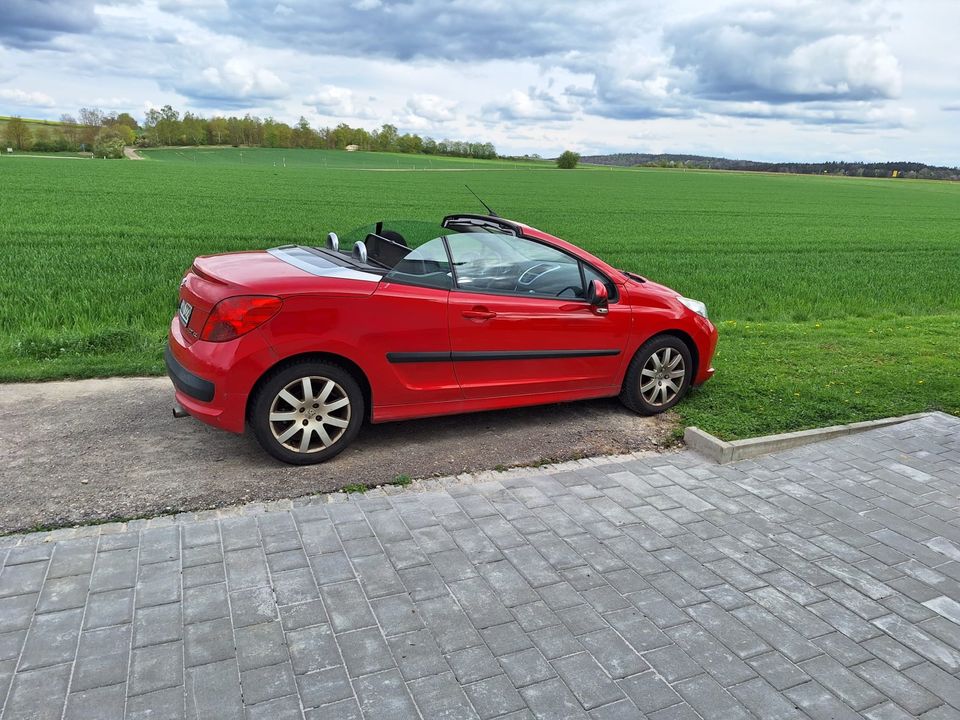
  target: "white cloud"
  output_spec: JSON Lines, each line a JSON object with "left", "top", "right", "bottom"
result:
{"left": 483, "top": 88, "right": 578, "bottom": 123}
{"left": 404, "top": 94, "right": 457, "bottom": 123}
{"left": 305, "top": 85, "right": 376, "bottom": 119}
{"left": 176, "top": 58, "right": 288, "bottom": 104}
{"left": 0, "top": 88, "right": 56, "bottom": 107}
{"left": 665, "top": 4, "right": 903, "bottom": 103}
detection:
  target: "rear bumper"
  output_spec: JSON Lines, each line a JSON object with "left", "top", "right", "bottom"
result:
{"left": 164, "top": 345, "right": 215, "bottom": 402}
{"left": 166, "top": 316, "right": 278, "bottom": 434}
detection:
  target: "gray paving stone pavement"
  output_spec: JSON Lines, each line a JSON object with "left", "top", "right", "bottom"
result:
{"left": 1, "top": 411, "right": 959, "bottom": 719}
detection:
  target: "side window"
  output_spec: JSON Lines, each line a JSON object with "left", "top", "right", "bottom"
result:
{"left": 582, "top": 263, "right": 618, "bottom": 302}
{"left": 384, "top": 237, "right": 452, "bottom": 290}
{"left": 447, "top": 233, "right": 585, "bottom": 299}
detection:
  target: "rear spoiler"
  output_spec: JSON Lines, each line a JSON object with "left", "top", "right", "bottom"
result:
{"left": 441, "top": 214, "right": 521, "bottom": 236}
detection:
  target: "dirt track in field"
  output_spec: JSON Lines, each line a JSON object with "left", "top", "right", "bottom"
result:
{"left": 0, "top": 377, "right": 676, "bottom": 533}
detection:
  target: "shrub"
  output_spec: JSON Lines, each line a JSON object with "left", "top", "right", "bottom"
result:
{"left": 93, "top": 127, "right": 126, "bottom": 159}
{"left": 557, "top": 150, "right": 580, "bottom": 169}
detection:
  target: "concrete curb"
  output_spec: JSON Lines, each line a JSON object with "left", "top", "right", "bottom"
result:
{"left": 684, "top": 411, "right": 934, "bottom": 464}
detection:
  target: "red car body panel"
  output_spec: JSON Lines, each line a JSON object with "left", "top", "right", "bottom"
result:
{"left": 447, "top": 290, "right": 631, "bottom": 399}
{"left": 167, "top": 217, "right": 717, "bottom": 434}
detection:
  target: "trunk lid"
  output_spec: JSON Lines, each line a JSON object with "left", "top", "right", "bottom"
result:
{"left": 177, "top": 249, "right": 379, "bottom": 343}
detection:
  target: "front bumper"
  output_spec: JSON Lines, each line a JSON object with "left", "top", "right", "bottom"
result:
{"left": 692, "top": 315, "right": 719, "bottom": 385}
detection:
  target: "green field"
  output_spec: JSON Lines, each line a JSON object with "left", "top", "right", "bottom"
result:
{"left": 2, "top": 147, "right": 958, "bottom": 439}
{"left": 139, "top": 146, "right": 549, "bottom": 170}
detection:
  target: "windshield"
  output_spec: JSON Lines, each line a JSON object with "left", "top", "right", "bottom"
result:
{"left": 383, "top": 232, "right": 605, "bottom": 300}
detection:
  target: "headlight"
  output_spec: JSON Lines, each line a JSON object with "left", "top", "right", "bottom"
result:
{"left": 678, "top": 296, "right": 708, "bottom": 319}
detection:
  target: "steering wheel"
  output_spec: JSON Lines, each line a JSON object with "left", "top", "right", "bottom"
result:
{"left": 556, "top": 285, "right": 582, "bottom": 298}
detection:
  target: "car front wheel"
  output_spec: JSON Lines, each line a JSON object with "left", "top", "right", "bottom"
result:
{"left": 619, "top": 335, "right": 693, "bottom": 415}
{"left": 250, "top": 361, "right": 364, "bottom": 465}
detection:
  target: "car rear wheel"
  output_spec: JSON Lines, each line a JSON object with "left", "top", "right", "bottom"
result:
{"left": 619, "top": 335, "right": 693, "bottom": 415}
{"left": 251, "top": 361, "right": 364, "bottom": 465}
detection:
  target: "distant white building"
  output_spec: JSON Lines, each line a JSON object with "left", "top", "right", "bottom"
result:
{"left": 345, "top": 144, "right": 359, "bottom": 152}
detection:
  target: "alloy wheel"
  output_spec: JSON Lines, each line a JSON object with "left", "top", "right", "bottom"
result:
{"left": 640, "top": 347, "right": 685, "bottom": 407}
{"left": 269, "top": 376, "right": 351, "bottom": 453}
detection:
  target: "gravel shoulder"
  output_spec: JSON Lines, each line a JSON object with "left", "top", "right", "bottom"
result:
{"left": 0, "top": 377, "right": 675, "bottom": 533}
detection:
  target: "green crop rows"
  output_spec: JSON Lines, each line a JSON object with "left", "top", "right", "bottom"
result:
{"left": 1, "top": 147, "right": 957, "bottom": 438}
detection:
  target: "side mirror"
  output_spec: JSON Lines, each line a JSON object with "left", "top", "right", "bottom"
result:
{"left": 326, "top": 232, "right": 339, "bottom": 252}
{"left": 587, "top": 279, "right": 609, "bottom": 314}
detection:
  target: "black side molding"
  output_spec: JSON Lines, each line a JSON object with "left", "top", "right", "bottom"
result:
{"left": 386, "top": 352, "right": 452, "bottom": 364}
{"left": 164, "top": 345, "right": 215, "bottom": 402}
{"left": 387, "top": 349, "right": 620, "bottom": 364}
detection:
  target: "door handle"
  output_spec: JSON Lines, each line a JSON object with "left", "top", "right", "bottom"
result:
{"left": 462, "top": 308, "right": 497, "bottom": 320}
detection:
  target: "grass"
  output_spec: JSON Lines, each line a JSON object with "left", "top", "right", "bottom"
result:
{"left": 1, "top": 147, "right": 958, "bottom": 439}
{"left": 341, "top": 474, "right": 414, "bottom": 493}
{"left": 0, "top": 115, "right": 77, "bottom": 126}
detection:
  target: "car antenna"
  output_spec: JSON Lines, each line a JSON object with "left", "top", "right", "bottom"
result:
{"left": 465, "top": 185, "right": 499, "bottom": 217}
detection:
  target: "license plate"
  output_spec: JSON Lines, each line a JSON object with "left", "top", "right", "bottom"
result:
{"left": 178, "top": 299, "right": 193, "bottom": 327}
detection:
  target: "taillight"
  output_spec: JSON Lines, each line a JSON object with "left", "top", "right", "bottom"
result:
{"left": 200, "top": 295, "right": 282, "bottom": 342}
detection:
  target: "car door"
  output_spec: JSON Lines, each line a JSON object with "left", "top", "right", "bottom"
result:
{"left": 446, "top": 233, "right": 631, "bottom": 400}
{"left": 367, "top": 237, "right": 461, "bottom": 410}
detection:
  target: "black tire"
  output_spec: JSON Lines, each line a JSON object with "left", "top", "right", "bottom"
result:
{"left": 619, "top": 335, "right": 693, "bottom": 415}
{"left": 250, "top": 361, "right": 364, "bottom": 465}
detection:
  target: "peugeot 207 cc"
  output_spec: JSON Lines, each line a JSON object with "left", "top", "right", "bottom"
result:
{"left": 166, "top": 213, "right": 717, "bottom": 464}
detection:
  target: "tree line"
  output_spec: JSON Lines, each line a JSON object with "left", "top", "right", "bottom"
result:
{"left": 3, "top": 105, "right": 497, "bottom": 160}
{"left": 580, "top": 153, "right": 960, "bottom": 181}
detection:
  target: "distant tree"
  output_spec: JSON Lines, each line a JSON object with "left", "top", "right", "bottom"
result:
{"left": 262, "top": 118, "right": 292, "bottom": 148}
{"left": 113, "top": 124, "right": 136, "bottom": 146}
{"left": 240, "top": 114, "right": 262, "bottom": 145}
{"left": 93, "top": 126, "right": 125, "bottom": 158}
{"left": 292, "top": 116, "right": 314, "bottom": 148}
{"left": 350, "top": 126, "right": 370, "bottom": 151}
{"left": 329, "top": 122, "right": 352, "bottom": 149}
{"left": 557, "top": 150, "right": 580, "bottom": 169}
{"left": 78, "top": 107, "right": 104, "bottom": 128}
{"left": 181, "top": 112, "right": 206, "bottom": 145}
{"left": 4, "top": 116, "right": 31, "bottom": 150}
{"left": 63, "top": 102, "right": 498, "bottom": 158}
{"left": 159, "top": 105, "right": 181, "bottom": 144}
{"left": 143, "top": 105, "right": 182, "bottom": 146}
{"left": 374, "top": 123, "right": 399, "bottom": 152}
{"left": 397, "top": 132, "right": 423, "bottom": 154}
{"left": 208, "top": 117, "right": 229, "bottom": 145}
{"left": 114, "top": 112, "right": 140, "bottom": 130}
{"left": 226, "top": 116, "right": 243, "bottom": 145}
{"left": 31, "top": 125, "right": 54, "bottom": 151}
{"left": 6, "top": 115, "right": 33, "bottom": 150}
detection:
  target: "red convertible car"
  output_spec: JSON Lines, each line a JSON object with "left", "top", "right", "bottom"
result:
{"left": 166, "top": 213, "right": 717, "bottom": 464}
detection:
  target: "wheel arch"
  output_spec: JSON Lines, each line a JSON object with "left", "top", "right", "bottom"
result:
{"left": 246, "top": 351, "right": 373, "bottom": 424}
{"left": 628, "top": 329, "right": 700, "bottom": 385}
{"left": 660, "top": 329, "right": 699, "bottom": 379}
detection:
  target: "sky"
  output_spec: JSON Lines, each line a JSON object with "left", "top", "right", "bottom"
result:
{"left": 1, "top": 0, "right": 958, "bottom": 163}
